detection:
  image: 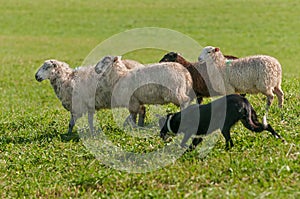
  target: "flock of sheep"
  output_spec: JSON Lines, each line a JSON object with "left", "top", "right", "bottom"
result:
{"left": 35, "top": 46, "right": 285, "bottom": 150}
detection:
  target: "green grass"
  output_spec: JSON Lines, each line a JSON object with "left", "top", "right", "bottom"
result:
{"left": 0, "top": 0, "right": 299, "bottom": 198}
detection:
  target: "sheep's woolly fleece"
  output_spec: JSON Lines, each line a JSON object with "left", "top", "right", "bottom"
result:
{"left": 94, "top": 56, "right": 195, "bottom": 124}
{"left": 198, "top": 46, "right": 284, "bottom": 111}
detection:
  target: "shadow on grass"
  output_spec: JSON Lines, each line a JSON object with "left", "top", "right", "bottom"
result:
{"left": 60, "top": 132, "right": 80, "bottom": 142}
{"left": 0, "top": 131, "right": 80, "bottom": 146}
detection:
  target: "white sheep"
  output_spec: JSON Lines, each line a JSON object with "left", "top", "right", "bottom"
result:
{"left": 35, "top": 59, "right": 145, "bottom": 135}
{"left": 94, "top": 56, "right": 194, "bottom": 126}
{"left": 198, "top": 46, "right": 284, "bottom": 120}
{"left": 122, "top": 59, "right": 145, "bottom": 70}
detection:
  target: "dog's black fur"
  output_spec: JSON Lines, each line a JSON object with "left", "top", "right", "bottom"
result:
{"left": 159, "top": 94, "right": 283, "bottom": 151}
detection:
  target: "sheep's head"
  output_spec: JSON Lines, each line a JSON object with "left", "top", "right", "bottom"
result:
{"left": 198, "top": 46, "right": 220, "bottom": 63}
{"left": 35, "top": 60, "right": 66, "bottom": 82}
{"left": 159, "top": 52, "right": 179, "bottom": 63}
{"left": 95, "top": 55, "right": 124, "bottom": 74}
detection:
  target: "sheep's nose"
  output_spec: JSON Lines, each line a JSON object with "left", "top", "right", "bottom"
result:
{"left": 95, "top": 68, "right": 102, "bottom": 74}
{"left": 35, "top": 74, "right": 42, "bottom": 82}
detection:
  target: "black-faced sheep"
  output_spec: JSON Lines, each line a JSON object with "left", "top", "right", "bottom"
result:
{"left": 198, "top": 46, "right": 284, "bottom": 120}
{"left": 94, "top": 56, "right": 195, "bottom": 126}
{"left": 159, "top": 94, "right": 284, "bottom": 151}
{"left": 159, "top": 52, "right": 238, "bottom": 104}
{"left": 35, "top": 59, "right": 145, "bottom": 135}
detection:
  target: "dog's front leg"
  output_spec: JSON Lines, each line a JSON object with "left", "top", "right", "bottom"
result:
{"left": 221, "top": 128, "right": 234, "bottom": 150}
{"left": 187, "top": 137, "right": 203, "bottom": 152}
{"left": 180, "top": 133, "right": 192, "bottom": 148}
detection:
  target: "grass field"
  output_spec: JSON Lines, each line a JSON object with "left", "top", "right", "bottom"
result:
{"left": 0, "top": 0, "right": 299, "bottom": 198}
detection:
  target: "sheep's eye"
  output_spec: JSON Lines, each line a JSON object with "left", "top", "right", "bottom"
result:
{"left": 207, "top": 51, "right": 211, "bottom": 54}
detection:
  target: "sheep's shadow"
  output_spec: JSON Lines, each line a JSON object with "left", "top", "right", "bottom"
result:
{"left": 60, "top": 132, "right": 80, "bottom": 142}
{"left": 0, "top": 132, "right": 80, "bottom": 145}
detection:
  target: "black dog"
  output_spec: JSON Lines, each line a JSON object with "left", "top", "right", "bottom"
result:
{"left": 159, "top": 94, "right": 284, "bottom": 151}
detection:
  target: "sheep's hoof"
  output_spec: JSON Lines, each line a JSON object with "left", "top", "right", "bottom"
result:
{"left": 137, "top": 120, "right": 145, "bottom": 127}
{"left": 280, "top": 119, "right": 287, "bottom": 125}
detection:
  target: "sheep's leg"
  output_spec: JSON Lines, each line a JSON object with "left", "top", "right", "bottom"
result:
{"left": 264, "top": 92, "right": 274, "bottom": 121}
{"left": 131, "top": 113, "right": 137, "bottom": 124}
{"left": 196, "top": 96, "right": 203, "bottom": 104}
{"left": 273, "top": 87, "right": 284, "bottom": 120}
{"left": 68, "top": 114, "right": 76, "bottom": 135}
{"left": 180, "top": 96, "right": 191, "bottom": 110}
{"left": 88, "top": 111, "right": 95, "bottom": 136}
{"left": 273, "top": 87, "right": 284, "bottom": 108}
{"left": 123, "top": 112, "right": 138, "bottom": 128}
{"left": 126, "top": 97, "right": 142, "bottom": 127}
{"left": 137, "top": 105, "right": 146, "bottom": 127}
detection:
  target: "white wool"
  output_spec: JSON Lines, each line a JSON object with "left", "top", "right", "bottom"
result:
{"left": 95, "top": 56, "right": 194, "bottom": 121}
{"left": 198, "top": 46, "right": 284, "bottom": 118}
{"left": 35, "top": 58, "right": 145, "bottom": 133}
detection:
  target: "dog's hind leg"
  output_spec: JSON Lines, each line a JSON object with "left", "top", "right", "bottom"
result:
{"left": 241, "top": 115, "right": 285, "bottom": 142}
{"left": 265, "top": 124, "right": 283, "bottom": 140}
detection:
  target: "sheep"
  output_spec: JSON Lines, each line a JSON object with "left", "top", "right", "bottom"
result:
{"left": 159, "top": 94, "right": 284, "bottom": 151}
{"left": 94, "top": 55, "right": 195, "bottom": 126}
{"left": 159, "top": 52, "right": 239, "bottom": 104}
{"left": 122, "top": 59, "right": 145, "bottom": 69}
{"left": 35, "top": 59, "right": 146, "bottom": 135}
{"left": 198, "top": 46, "right": 284, "bottom": 121}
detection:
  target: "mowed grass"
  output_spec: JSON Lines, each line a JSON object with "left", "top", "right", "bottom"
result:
{"left": 0, "top": 0, "right": 299, "bottom": 198}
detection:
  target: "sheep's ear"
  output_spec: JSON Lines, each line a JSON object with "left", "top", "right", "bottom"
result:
{"left": 214, "top": 47, "right": 220, "bottom": 52}
{"left": 113, "top": 56, "right": 122, "bottom": 62}
{"left": 113, "top": 56, "right": 118, "bottom": 62}
{"left": 50, "top": 60, "right": 58, "bottom": 67}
